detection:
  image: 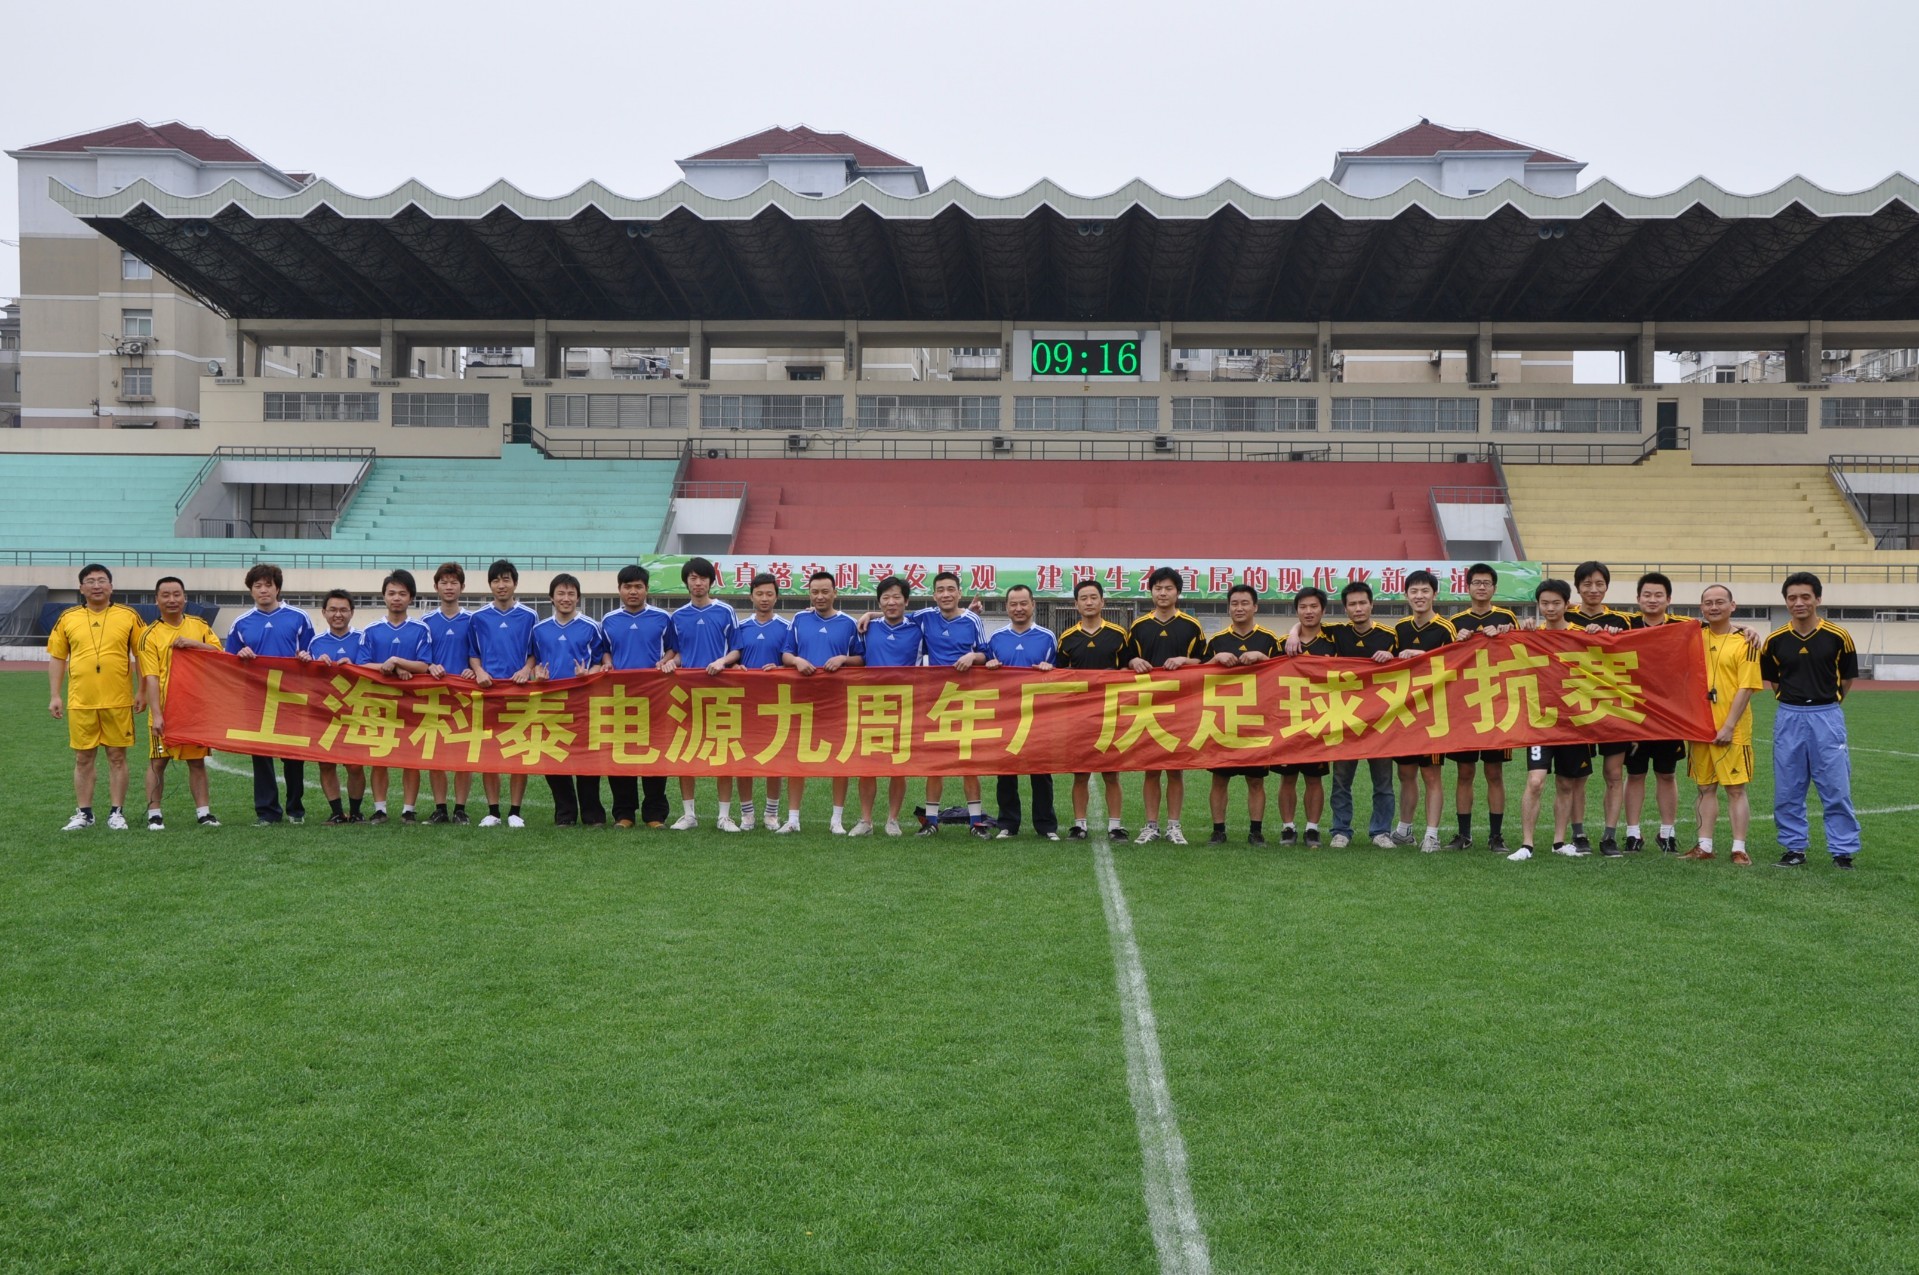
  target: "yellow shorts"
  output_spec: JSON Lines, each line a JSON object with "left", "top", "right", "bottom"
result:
{"left": 1688, "top": 741, "right": 1752, "bottom": 788}
{"left": 69, "top": 706, "right": 134, "bottom": 751}
{"left": 147, "top": 722, "right": 209, "bottom": 762}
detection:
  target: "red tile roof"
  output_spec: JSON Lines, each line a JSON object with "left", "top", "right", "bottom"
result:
{"left": 1340, "top": 119, "right": 1574, "bottom": 165}
{"left": 18, "top": 120, "right": 264, "bottom": 164}
{"left": 681, "top": 125, "right": 914, "bottom": 168}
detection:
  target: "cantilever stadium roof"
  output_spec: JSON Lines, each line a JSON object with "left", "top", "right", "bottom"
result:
{"left": 51, "top": 174, "right": 1919, "bottom": 325}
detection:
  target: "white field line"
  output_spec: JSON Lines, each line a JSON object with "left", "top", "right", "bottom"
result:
{"left": 1092, "top": 834, "right": 1212, "bottom": 1275}
{"left": 205, "top": 755, "right": 322, "bottom": 791}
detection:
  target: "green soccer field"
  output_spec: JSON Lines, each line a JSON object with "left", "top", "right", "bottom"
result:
{"left": 2, "top": 669, "right": 1914, "bottom": 1273}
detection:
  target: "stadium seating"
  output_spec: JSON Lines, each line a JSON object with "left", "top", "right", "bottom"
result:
{"left": 0, "top": 454, "right": 208, "bottom": 551}
{"left": 697, "top": 458, "right": 1485, "bottom": 558}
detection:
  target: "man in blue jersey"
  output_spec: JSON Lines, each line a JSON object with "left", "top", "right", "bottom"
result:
{"left": 910, "top": 571, "right": 991, "bottom": 837}
{"left": 780, "top": 571, "right": 865, "bottom": 834}
{"left": 531, "top": 572, "right": 607, "bottom": 828}
{"left": 984, "top": 584, "right": 1061, "bottom": 840}
{"left": 226, "top": 562, "right": 316, "bottom": 825}
{"left": 715, "top": 572, "right": 790, "bottom": 831}
{"left": 301, "top": 589, "right": 367, "bottom": 825}
{"left": 422, "top": 562, "right": 476, "bottom": 824}
{"left": 466, "top": 559, "right": 538, "bottom": 828}
{"left": 358, "top": 569, "right": 435, "bottom": 824}
{"left": 599, "top": 564, "right": 676, "bottom": 829}
{"left": 662, "top": 557, "right": 739, "bottom": 831}
{"left": 849, "top": 575, "right": 923, "bottom": 837}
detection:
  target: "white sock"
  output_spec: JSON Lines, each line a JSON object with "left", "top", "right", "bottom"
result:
{"left": 966, "top": 801, "right": 983, "bottom": 818}
{"left": 1168, "top": 819, "right": 1182, "bottom": 830}
{"left": 402, "top": 805, "right": 414, "bottom": 815}
{"left": 1627, "top": 823, "right": 1642, "bottom": 839}
{"left": 1108, "top": 816, "right": 1123, "bottom": 831}
{"left": 925, "top": 803, "right": 940, "bottom": 819}
{"left": 1074, "top": 818, "right": 1088, "bottom": 830}
{"left": 783, "top": 812, "right": 800, "bottom": 827}
{"left": 1306, "top": 822, "right": 1319, "bottom": 833}
{"left": 764, "top": 800, "right": 779, "bottom": 820}
{"left": 1395, "top": 821, "right": 1411, "bottom": 836}
{"left": 1426, "top": 825, "right": 1440, "bottom": 841}
{"left": 374, "top": 801, "right": 387, "bottom": 813}
{"left": 147, "top": 807, "right": 163, "bottom": 818}
{"left": 830, "top": 805, "right": 844, "bottom": 824}
{"left": 1283, "top": 822, "right": 1296, "bottom": 832}
{"left": 718, "top": 800, "right": 731, "bottom": 818}
{"left": 1732, "top": 838, "right": 1746, "bottom": 853}
{"left": 1699, "top": 837, "right": 1714, "bottom": 853}
{"left": 683, "top": 799, "right": 696, "bottom": 817}
{"left": 195, "top": 805, "right": 210, "bottom": 818}
{"left": 1659, "top": 823, "right": 1675, "bottom": 839}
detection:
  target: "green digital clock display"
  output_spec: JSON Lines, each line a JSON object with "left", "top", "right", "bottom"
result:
{"left": 1030, "top": 339, "right": 1142, "bottom": 377}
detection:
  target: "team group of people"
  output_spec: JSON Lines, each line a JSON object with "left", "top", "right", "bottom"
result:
{"left": 46, "top": 556, "right": 1863, "bottom": 868}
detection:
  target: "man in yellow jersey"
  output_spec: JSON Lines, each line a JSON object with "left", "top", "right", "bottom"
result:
{"left": 139, "top": 575, "right": 224, "bottom": 831}
{"left": 1125, "top": 567, "right": 1208, "bottom": 845}
{"left": 47, "top": 563, "right": 145, "bottom": 831}
{"left": 1681, "top": 584, "right": 1762, "bottom": 865}
{"left": 1446, "top": 563, "right": 1520, "bottom": 852}
{"left": 1389, "top": 570, "right": 1456, "bottom": 852}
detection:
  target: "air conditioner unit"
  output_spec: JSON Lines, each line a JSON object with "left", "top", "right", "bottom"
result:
{"left": 992, "top": 435, "right": 1012, "bottom": 452}
{"left": 787, "top": 434, "right": 808, "bottom": 451}
{"left": 1153, "top": 435, "right": 1173, "bottom": 453}
{"left": 118, "top": 339, "right": 147, "bottom": 356}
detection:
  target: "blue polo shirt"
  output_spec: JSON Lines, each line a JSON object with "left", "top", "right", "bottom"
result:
{"left": 730, "top": 614, "right": 792, "bottom": 669}
{"left": 863, "top": 617, "right": 926, "bottom": 668}
{"left": 530, "top": 614, "right": 605, "bottom": 677}
{"left": 470, "top": 601, "right": 538, "bottom": 679}
{"left": 669, "top": 601, "right": 736, "bottom": 668}
{"left": 225, "top": 604, "right": 316, "bottom": 658}
{"left": 601, "top": 605, "right": 675, "bottom": 670}
{"left": 913, "top": 607, "right": 986, "bottom": 665}
{"left": 784, "top": 610, "right": 864, "bottom": 664}
{"left": 422, "top": 607, "right": 474, "bottom": 672}
{"left": 305, "top": 629, "right": 362, "bottom": 664}
{"left": 985, "top": 623, "right": 1059, "bottom": 668}
{"left": 361, "top": 615, "right": 435, "bottom": 666}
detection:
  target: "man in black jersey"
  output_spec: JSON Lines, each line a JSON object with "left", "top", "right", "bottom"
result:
{"left": 1125, "top": 567, "right": 1208, "bottom": 845}
{"left": 1446, "top": 562, "right": 1520, "bottom": 851}
{"left": 1506, "top": 579, "right": 1593, "bottom": 861}
{"left": 1325, "top": 580, "right": 1397, "bottom": 848}
{"left": 1202, "top": 583, "right": 1281, "bottom": 845}
{"left": 1273, "top": 587, "right": 1335, "bottom": 846}
{"left": 1390, "top": 570, "right": 1456, "bottom": 852}
{"left": 1761, "top": 571, "right": 1860, "bottom": 869}
{"left": 1058, "top": 578, "right": 1130, "bottom": 842}
{"left": 1568, "top": 560, "right": 1632, "bottom": 853}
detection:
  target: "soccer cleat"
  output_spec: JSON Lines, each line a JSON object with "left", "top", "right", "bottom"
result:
{"left": 848, "top": 820, "right": 874, "bottom": 838}
{"left": 1279, "top": 826, "right": 1298, "bottom": 846}
{"left": 478, "top": 814, "right": 503, "bottom": 828}
{"left": 506, "top": 814, "right": 526, "bottom": 829}
{"left": 1248, "top": 830, "right": 1267, "bottom": 846}
{"left": 969, "top": 820, "right": 995, "bottom": 839}
{"left": 1730, "top": 848, "right": 1752, "bottom": 866}
{"left": 1304, "top": 829, "right": 1322, "bottom": 849}
{"left": 369, "top": 811, "right": 389, "bottom": 825}
{"left": 1507, "top": 845, "right": 1534, "bottom": 861}
{"left": 1111, "top": 827, "right": 1129, "bottom": 843}
{"left": 1067, "top": 826, "right": 1088, "bottom": 841}
{"left": 739, "top": 809, "right": 757, "bottom": 831}
{"left": 1390, "top": 829, "right": 1414, "bottom": 846}
{"left": 147, "top": 813, "right": 164, "bottom": 832}
{"left": 1624, "top": 834, "right": 1645, "bottom": 854}
{"left": 1552, "top": 842, "right": 1590, "bottom": 857}
{"left": 995, "top": 828, "right": 1016, "bottom": 840}
{"left": 196, "top": 813, "right": 221, "bottom": 828}
{"left": 1372, "top": 834, "right": 1397, "bottom": 849}
{"left": 916, "top": 822, "right": 940, "bottom": 837}
{"left": 1135, "top": 825, "right": 1160, "bottom": 845}
{"left": 426, "top": 810, "right": 451, "bottom": 825}
{"left": 348, "top": 813, "right": 367, "bottom": 825}
{"left": 1657, "top": 835, "right": 1678, "bottom": 855}
{"left": 62, "top": 811, "right": 95, "bottom": 831}
{"left": 325, "top": 813, "right": 351, "bottom": 826}
{"left": 717, "top": 815, "right": 741, "bottom": 834}
{"left": 1488, "top": 834, "right": 1508, "bottom": 854}
{"left": 1043, "top": 831, "right": 1060, "bottom": 842}
{"left": 401, "top": 810, "right": 419, "bottom": 825}
{"left": 1445, "top": 833, "right": 1472, "bottom": 851}
{"left": 1330, "top": 833, "right": 1351, "bottom": 849}
{"left": 1832, "top": 854, "right": 1855, "bottom": 871}
{"left": 106, "top": 811, "right": 129, "bottom": 831}
{"left": 1208, "top": 830, "right": 1228, "bottom": 845}
{"left": 884, "top": 820, "right": 903, "bottom": 837}
{"left": 671, "top": 813, "right": 699, "bottom": 831}
{"left": 1572, "top": 833, "right": 1592, "bottom": 855}
{"left": 1599, "top": 835, "right": 1619, "bottom": 856}
{"left": 1165, "top": 825, "right": 1188, "bottom": 846}
{"left": 452, "top": 810, "right": 471, "bottom": 826}
{"left": 1774, "top": 850, "right": 1807, "bottom": 868}
{"left": 1419, "top": 831, "right": 1442, "bottom": 854}
{"left": 775, "top": 818, "right": 801, "bottom": 835}
{"left": 287, "top": 814, "right": 305, "bottom": 825}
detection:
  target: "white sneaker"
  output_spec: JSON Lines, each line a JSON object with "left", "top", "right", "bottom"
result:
{"left": 506, "top": 814, "right": 526, "bottom": 829}
{"left": 1135, "top": 825, "right": 1160, "bottom": 845}
{"left": 62, "top": 811, "right": 93, "bottom": 831}
{"left": 994, "top": 828, "right": 1015, "bottom": 839}
{"left": 774, "top": 818, "right": 801, "bottom": 835}
{"left": 847, "top": 820, "right": 873, "bottom": 837}
{"left": 1330, "top": 833, "right": 1351, "bottom": 849}
{"left": 1165, "top": 825, "right": 1188, "bottom": 846}
{"left": 1552, "top": 842, "right": 1588, "bottom": 857}
{"left": 739, "top": 809, "right": 757, "bottom": 831}
{"left": 717, "top": 816, "right": 741, "bottom": 833}
{"left": 671, "top": 813, "right": 699, "bottom": 831}
{"left": 1043, "top": 831, "right": 1060, "bottom": 841}
{"left": 107, "top": 811, "right": 129, "bottom": 831}
{"left": 479, "top": 814, "right": 502, "bottom": 827}
{"left": 1507, "top": 845, "right": 1534, "bottom": 861}
{"left": 1420, "top": 832, "right": 1441, "bottom": 853}
{"left": 830, "top": 821, "right": 846, "bottom": 836}
{"left": 147, "top": 813, "right": 164, "bottom": 832}
{"left": 1372, "top": 833, "right": 1396, "bottom": 849}
{"left": 883, "top": 820, "right": 902, "bottom": 837}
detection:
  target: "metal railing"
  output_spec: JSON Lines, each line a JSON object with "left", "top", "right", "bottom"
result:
{"left": 1494, "top": 439, "right": 1649, "bottom": 465}
{"left": 197, "top": 517, "right": 338, "bottom": 540}
{"left": 1828, "top": 453, "right": 1919, "bottom": 549}
{"left": 508, "top": 423, "right": 687, "bottom": 460}
{"left": 173, "top": 445, "right": 376, "bottom": 513}
{"left": 671, "top": 481, "right": 748, "bottom": 499}
{"left": 1535, "top": 560, "right": 1919, "bottom": 585}
{"left": 681, "top": 434, "right": 1498, "bottom": 463}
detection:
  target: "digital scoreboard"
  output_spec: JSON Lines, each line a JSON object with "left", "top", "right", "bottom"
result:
{"left": 1030, "top": 338, "right": 1141, "bottom": 377}
{"left": 1011, "top": 329, "right": 1159, "bottom": 382}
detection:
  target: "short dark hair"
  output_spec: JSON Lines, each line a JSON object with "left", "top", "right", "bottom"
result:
{"left": 487, "top": 559, "right": 518, "bottom": 584}
{"left": 1782, "top": 570, "right": 1823, "bottom": 600}
{"left": 549, "top": 573, "right": 582, "bottom": 597}
{"left": 1404, "top": 569, "right": 1439, "bottom": 593}
{"left": 78, "top": 563, "right": 112, "bottom": 584}
{"left": 681, "top": 556, "right": 717, "bottom": 584}
{"left": 1574, "top": 560, "right": 1611, "bottom": 587}
{"left": 1226, "top": 583, "right": 1259, "bottom": 604}
{"left": 1467, "top": 563, "right": 1498, "bottom": 586}
{"left": 1635, "top": 572, "right": 1673, "bottom": 597}
{"left": 933, "top": 570, "right": 961, "bottom": 588}
{"left": 434, "top": 561, "right": 465, "bottom": 586}
{"left": 381, "top": 569, "right": 417, "bottom": 599}
{"left": 875, "top": 575, "right": 909, "bottom": 604}
{"left": 245, "top": 562, "right": 283, "bottom": 590}
{"left": 1535, "top": 578, "right": 1572, "bottom": 603}
{"left": 1005, "top": 583, "right": 1034, "bottom": 600}
{"left": 1293, "top": 586, "right": 1329, "bottom": 610}
{"left": 1147, "top": 566, "right": 1182, "bottom": 592}
{"left": 807, "top": 570, "right": 835, "bottom": 586}
{"left": 750, "top": 572, "right": 779, "bottom": 592}
{"left": 616, "top": 564, "right": 651, "bottom": 587}
{"left": 1074, "top": 578, "right": 1104, "bottom": 598}
{"left": 323, "top": 588, "right": 354, "bottom": 608}
{"left": 154, "top": 575, "right": 184, "bottom": 594}
{"left": 1340, "top": 580, "right": 1374, "bottom": 602}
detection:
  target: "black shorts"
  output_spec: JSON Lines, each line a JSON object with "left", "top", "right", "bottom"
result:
{"left": 1395, "top": 753, "right": 1444, "bottom": 769}
{"left": 1274, "top": 761, "right": 1330, "bottom": 778}
{"left": 1448, "top": 749, "right": 1511, "bottom": 765}
{"left": 1527, "top": 743, "right": 1593, "bottom": 779}
{"left": 1597, "top": 740, "right": 1631, "bottom": 758}
{"left": 1209, "top": 766, "right": 1268, "bottom": 781}
{"left": 1626, "top": 739, "right": 1687, "bottom": 775}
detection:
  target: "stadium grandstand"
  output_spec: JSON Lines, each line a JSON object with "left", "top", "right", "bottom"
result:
{"left": 4, "top": 119, "right": 1918, "bottom": 674}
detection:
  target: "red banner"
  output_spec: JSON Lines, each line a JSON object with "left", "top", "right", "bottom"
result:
{"left": 162, "top": 627, "right": 1711, "bottom": 777}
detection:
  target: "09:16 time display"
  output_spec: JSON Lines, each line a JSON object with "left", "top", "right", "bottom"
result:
{"left": 1031, "top": 339, "right": 1141, "bottom": 376}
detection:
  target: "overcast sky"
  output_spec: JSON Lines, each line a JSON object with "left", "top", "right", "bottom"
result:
{"left": 6, "top": 0, "right": 1916, "bottom": 313}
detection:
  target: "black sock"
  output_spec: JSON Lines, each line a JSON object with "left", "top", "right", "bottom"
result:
{"left": 350, "top": 797, "right": 363, "bottom": 817}
{"left": 1457, "top": 814, "right": 1471, "bottom": 838}
{"left": 1489, "top": 813, "right": 1504, "bottom": 837}
{"left": 110, "top": 805, "right": 123, "bottom": 816}
{"left": 1213, "top": 822, "right": 1227, "bottom": 835}
{"left": 435, "top": 803, "right": 448, "bottom": 816}
{"left": 1604, "top": 824, "right": 1617, "bottom": 840}
{"left": 79, "top": 805, "right": 93, "bottom": 818}
{"left": 329, "top": 798, "right": 344, "bottom": 817}
{"left": 1249, "top": 820, "right": 1262, "bottom": 835}
{"left": 508, "top": 805, "right": 521, "bottom": 818}
{"left": 1571, "top": 822, "right": 1586, "bottom": 838}
{"left": 489, "top": 804, "right": 502, "bottom": 818}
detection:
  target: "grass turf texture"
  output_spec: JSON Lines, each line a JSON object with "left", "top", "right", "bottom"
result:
{"left": 2, "top": 669, "right": 1913, "bottom": 1272}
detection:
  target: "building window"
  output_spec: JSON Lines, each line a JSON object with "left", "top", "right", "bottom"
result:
{"left": 121, "top": 309, "right": 153, "bottom": 338}
{"left": 1490, "top": 398, "right": 1641, "bottom": 433}
{"left": 416, "top": 358, "right": 427, "bottom": 378}
{"left": 1171, "top": 397, "right": 1317, "bottom": 432}
{"left": 346, "top": 357, "right": 358, "bottom": 379}
{"left": 262, "top": 391, "right": 381, "bottom": 422}
{"left": 120, "top": 367, "right": 153, "bottom": 398}
{"left": 857, "top": 395, "right": 1000, "bottom": 431}
{"left": 1821, "top": 397, "right": 1919, "bottom": 429}
{"left": 787, "top": 366, "right": 825, "bottom": 382}
{"left": 1330, "top": 398, "right": 1479, "bottom": 433}
{"left": 1701, "top": 398, "right": 1807, "bottom": 435}
{"left": 698, "top": 395, "right": 844, "bottom": 431}
{"left": 1713, "top": 369, "right": 1736, "bottom": 384}
{"left": 121, "top": 251, "right": 152, "bottom": 281}
{"left": 547, "top": 393, "right": 689, "bottom": 429}
{"left": 393, "top": 393, "right": 491, "bottom": 428}
{"left": 1013, "top": 397, "right": 1158, "bottom": 432}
